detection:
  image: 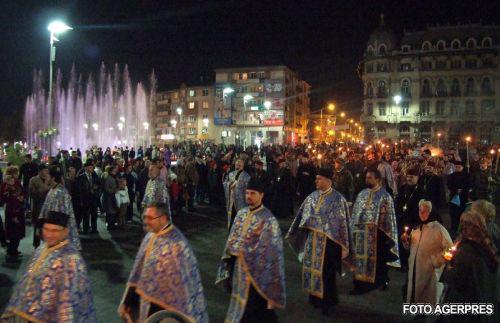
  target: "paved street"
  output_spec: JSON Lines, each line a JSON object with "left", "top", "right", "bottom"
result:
{"left": 0, "top": 204, "right": 413, "bottom": 323}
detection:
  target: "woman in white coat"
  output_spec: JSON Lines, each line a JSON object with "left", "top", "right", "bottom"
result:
{"left": 402, "top": 199, "right": 453, "bottom": 304}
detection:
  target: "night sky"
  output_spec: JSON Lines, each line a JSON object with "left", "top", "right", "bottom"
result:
{"left": 0, "top": 0, "right": 499, "bottom": 123}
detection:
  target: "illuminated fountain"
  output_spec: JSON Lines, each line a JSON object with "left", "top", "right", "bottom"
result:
{"left": 24, "top": 63, "right": 156, "bottom": 152}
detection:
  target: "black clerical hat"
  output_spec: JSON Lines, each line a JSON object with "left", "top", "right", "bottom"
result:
{"left": 317, "top": 168, "right": 333, "bottom": 179}
{"left": 246, "top": 177, "right": 265, "bottom": 193}
{"left": 44, "top": 211, "right": 69, "bottom": 228}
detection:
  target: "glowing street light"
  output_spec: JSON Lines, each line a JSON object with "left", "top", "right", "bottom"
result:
{"left": 91, "top": 123, "right": 98, "bottom": 131}
{"left": 340, "top": 112, "right": 346, "bottom": 118}
{"left": 176, "top": 107, "right": 183, "bottom": 115}
{"left": 143, "top": 122, "right": 149, "bottom": 130}
{"left": 47, "top": 20, "right": 72, "bottom": 154}
{"left": 465, "top": 136, "right": 472, "bottom": 171}
{"left": 117, "top": 122, "right": 124, "bottom": 131}
{"left": 243, "top": 94, "right": 253, "bottom": 103}
{"left": 223, "top": 87, "right": 234, "bottom": 96}
{"left": 327, "top": 103, "right": 335, "bottom": 111}
{"left": 83, "top": 123, "right": 88, "bottom": 129}
{"left": 264, "top": 100, "right": 272, "bottom": 109}
{"left": 315, "top": 125, "right": 321, "bottom": 131}
{"left": 119, "top": 116, "right": 126, "bottom": 123}
{"left": 170, "top": 119, "right": 177, "bottom": 127}
{"left": 48, "top": 21, "right": 72, "bottom": 35}
{"left": 393, "top": 95, "right": 402, "bottom": 105}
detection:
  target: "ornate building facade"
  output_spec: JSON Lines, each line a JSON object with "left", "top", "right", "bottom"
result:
{"left": 360, "top": 18, "right": 499, "bottom": 144}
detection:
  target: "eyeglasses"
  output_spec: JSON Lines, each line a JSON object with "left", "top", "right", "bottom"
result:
{"left": 42, "top": 227, "right": 65, "bottom": 233}
{"left": 142, "top": 214, "right": 163, "bottom": 221}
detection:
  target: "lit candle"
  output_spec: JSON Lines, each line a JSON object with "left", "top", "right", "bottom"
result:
{"left": 443, "top": 244, "right": 457, "bottom": 261}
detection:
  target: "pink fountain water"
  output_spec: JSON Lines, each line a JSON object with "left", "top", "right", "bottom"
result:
{"left": 24, "top": 63, "right": 157, "bottom": 153}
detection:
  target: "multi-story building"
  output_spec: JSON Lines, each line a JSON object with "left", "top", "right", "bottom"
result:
{"left": 360, "top": 18, "right": 500, "bottom": 144}
{"left": 152, "top": 83, "right": 216, "bottom": 144}
{"left": 214, "top": 66, "right": 310, "bottom": 145}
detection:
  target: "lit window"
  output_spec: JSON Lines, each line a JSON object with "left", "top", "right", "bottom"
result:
{"left": 188, "top": 102, "right": 195, "bottom": 109}
{"left": 378, "top": 102, "right": 386, "bottom": 116}
{"left": 202, "top": 101, "right": 209, "bottom": 109}
{"left": 189, "top": 90, "right": 196, "bottom": 97}
{"left": 401, "top": 101, "right": 410, "bottom": 116}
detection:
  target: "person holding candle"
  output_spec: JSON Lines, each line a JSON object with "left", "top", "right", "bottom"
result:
{"left": 401, "top": 200, "right": 452, "bottom": 305}
{"left": 396, "top": 167, "right": 425, "bottom": 270}
{"left": 440, "top": 211, "right": 498, "bottom": 323}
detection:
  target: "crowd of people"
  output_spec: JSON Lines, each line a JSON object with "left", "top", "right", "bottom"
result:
{"left": 0, "top": 140, "right": 498, "bottom": 322}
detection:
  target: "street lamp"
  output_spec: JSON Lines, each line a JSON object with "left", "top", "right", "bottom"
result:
{"left": 264, "top": 100, "right": 272, "bottom": 109}
{"left": 47, "top": 20, "right": 72, "bottom": 154}
{"left": 437, "top": 132, "right": 442, "bottom": 148}
{"left": 465, "top": 136, "right": 472, "bottom": 171}
{"left": 176, "top": 107, "right": 183, "bottom": 115}
{"left": 143, "top": 122, "right": 149, "bottom": 130}
{"left": 393, "top": 95, "right": 402, "bottom": 105}
{"left": 340, "top": 112, "right": 346, "bottom": 118}
{"left": 170, "top": 119, "right": 177, "bottom": 128}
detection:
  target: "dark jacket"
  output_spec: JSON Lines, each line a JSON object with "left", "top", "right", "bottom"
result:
{"left": 441, "top": 239, "right": 498, "bottom": 323}
{"left": 297, "top": 163, "right": 316, "bottom": 202}
{"left": 75, "top": 171, "right": 100, "bottom": 209}
{"left": 447, "top": 170, "right": 471, "bottom": 209}
{"left": 332, "top": 167, "right": 355, "bottom": 202}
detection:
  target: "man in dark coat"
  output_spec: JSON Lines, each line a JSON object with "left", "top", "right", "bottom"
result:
{"left": 395, "top": 167, "right": 425, "bottom": 270}
{"left": 75, "top": 160, "right": 101, "bottom": 234}
{"left": 332, "top": 158, "right": 355, "bottom": 203}
{"left": 68, "top": 151, "right": 83, "bottom": 174}
{"left": 123, "top": 163, "right": 137, "bottom": 223}
{"left": 419, "top": 161, "right": 445, "bottom": 223}
{"left": 471, "top": 157, "right": 496, "bottom": 202}
{"left": 19, "top": 154, "right": 39, "bottom": 194}
{"left": 297, "top": 153, "right": 316, "bottom": 204}
{"left": 271, "top": 158, "right": 295, "bottom": 219}
{"left": 346, "top": 153, "right": 365, "bottom": 196}
{"left": 447, "top": 160, "right": 471, "bottom": 237}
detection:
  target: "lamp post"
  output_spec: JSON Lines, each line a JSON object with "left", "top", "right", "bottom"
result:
{"left": 465, "top": 136, "right": 471, "bottom": 172}
{"left": 47, "top": 21, "right": 72, "bottom": 155}
{"left": 319, "top": 103, "right": 335, "bottom": 142}
{"left": 437, "top": 132, "right": 442, "bottom": 149}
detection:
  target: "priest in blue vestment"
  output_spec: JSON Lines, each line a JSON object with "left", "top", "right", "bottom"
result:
{"left": 1, "top": 211, "right": 96, "bottom": 323}
{"left": 223, "top": 159, "right": 251, "bottom": 229}
{"left": 119, "top": 202, "right": 208, "bottom": 323}
{"left": 216, "top": 177, "right": 286, "bottom": 323}
{"left": 286, "top": 168, "right": 350, "bottom": 316}
{"left": 40, "top": 168, "right": 81, "bottom": 250}
{"left": 348, "top": 169, "right": 400, "bottom": 295}
{"left": 141, "top": 164, "right": 170, "bottom": 209}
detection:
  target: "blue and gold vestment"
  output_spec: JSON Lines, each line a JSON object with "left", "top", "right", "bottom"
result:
{"left": 40, "top": 184, "right": 81, "bottom": 250}
{"left": 223, "top": 170, "right": 250, "bottom": 227}
{"left": 286, "top": 188, "right": 350, "bottom": 298}
{"left": 121, "top": 224, "right": 208, "bottom": 323}
{"left": 216, "top": 205, "right": 286, "bottom": 323}
{"left": 1, "top": 240, "right": 96, "bottom": 323}
{"left": 348, "top": 187, "right": 400, "bottom": 283}
{"left": 142, "top": 177, "right": 170, "bottom": 209}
